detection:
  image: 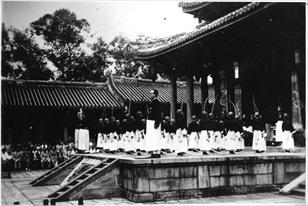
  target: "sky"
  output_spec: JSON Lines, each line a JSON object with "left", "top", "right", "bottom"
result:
{"left": 2, "top": 1, "right": 199, "bottom": 42}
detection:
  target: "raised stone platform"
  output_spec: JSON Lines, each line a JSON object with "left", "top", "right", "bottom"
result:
{"left": 81, "top": 148, "right": 305, "bottom": 202}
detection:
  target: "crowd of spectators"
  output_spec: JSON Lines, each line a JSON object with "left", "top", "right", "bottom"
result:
{"left": 1, "top": 142, "right": 78, "bottom": 176}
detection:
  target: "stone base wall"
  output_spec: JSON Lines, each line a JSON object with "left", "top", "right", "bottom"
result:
{"left": 69, "top": 167, "right": 121, "bottom": 201}
{"left": 120, "top": 155, "right": 305, "bottom": 202}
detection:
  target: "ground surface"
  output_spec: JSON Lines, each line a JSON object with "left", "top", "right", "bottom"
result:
{"left": 1, "top": 169, "right": 306, "bottom": 206}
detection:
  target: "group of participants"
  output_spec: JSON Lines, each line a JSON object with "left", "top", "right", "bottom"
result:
{"left": 95, "top": 110, "right": 296, "bottom": 156}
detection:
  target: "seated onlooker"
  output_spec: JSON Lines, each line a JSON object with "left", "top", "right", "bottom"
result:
{"left": 67, "top": 147, "right": 76, "bottom": 158}
{"left": 32, "top": 148, "right": 41, "bottom": 170}
{"left": 16, "top": 149, "right": 25, "bottom": 170}
{"left": 57, "top": 147, "right": 65, "bottom": 164}
{"left": 2, "top": 148, "right": 13, "bottom": 177}
{"left": 49, "top": 146, "right": 58, "bottom": 168}
{"left": 12, "top": 148, "right": 21, "bottom": 170}
{"left": 40, "top": 149, "right": 51, "bottom": 169}
{"left": 24, "top": 149, "right": 33, "bottom": 171}
{"left": 62, "top": 145, "right": 69, "bottom": 160}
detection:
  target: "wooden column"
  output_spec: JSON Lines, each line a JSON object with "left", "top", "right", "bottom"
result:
{"left": 170, "top": 67, "right": 177, "bottom": 120}
{"left": 186, "top": 74, "right": 194, "bottom": 126}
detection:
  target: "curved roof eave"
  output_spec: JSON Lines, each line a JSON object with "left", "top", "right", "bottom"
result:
{"left": 178, "top": 2, "right": 212, "bottom": 13}
{"left": 134, "top": 2, "right": 274, "bottom": 60}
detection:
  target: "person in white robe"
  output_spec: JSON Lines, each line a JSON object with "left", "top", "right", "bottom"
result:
{"left": 252, "top": 112, "right": 266, "bottom": 153}
{"left": 145, "top": 89, "right": 162, "bottom": 158}
{"left": 281, "top": 113, "right": 295, "bottom": 152}
{"left": 275, "top": 114, "right": 284, "bottom": 143}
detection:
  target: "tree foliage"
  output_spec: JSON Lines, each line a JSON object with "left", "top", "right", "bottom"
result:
{"left": 1, "top": 23, "right": 15, "bottom": 78}
{"left": 30, "top": 9, "right": 94, "bottom": 81}
{"left": 108, "top": 35, "right": 150, "bottom": 78}
{"left": 2, "top": 9, "right": 158, "bottom": 82}
{"left": 1, "top": 24, "right": 53, "bottom": 80}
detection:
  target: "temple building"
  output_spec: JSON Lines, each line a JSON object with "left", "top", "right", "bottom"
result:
{"left": 1, "top": 76, "right": 204, "bottom": 144}
{"left": 133, "top": 2, "right": 305, "bottom": 130}
{"left": 1, "top": 79, "right": 122, "bottom": 144}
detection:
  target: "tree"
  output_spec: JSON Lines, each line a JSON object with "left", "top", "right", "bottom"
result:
{"left": 11, "top": 28, "right": 53, "bottom": 80}
{"left": 30, "top": 9, "right": 91, "bottom": 81}
{"left": 1, "top": 24, "right": 53, "bottom": 80}
{"left": 1, "top": 23, "right": 19, "bottom": 78}
{"left": 108, "top": 35, "right": 150, "bottom": 78}
{"left": 85, "top": 37, "right": 111, "bottom": 82}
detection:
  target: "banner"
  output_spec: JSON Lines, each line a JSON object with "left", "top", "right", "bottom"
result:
{"left": 234, "top": 84, "right": 242, "bottom": 117}
{"left": 208, "top": 85, "right": 215, "bottom": 104}
{"left": 219, "top": 81, "right": 228, "bottom": 113}
{"left": 291, "top": 71, "right": 303, "bottom": 130}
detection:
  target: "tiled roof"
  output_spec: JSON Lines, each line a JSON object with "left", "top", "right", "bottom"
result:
{"left": 111, "top": 76, "right": 202, "bottom": 104}
{"left": 134, "top": 2, "right": 272, "bottom": 59}
{"left": 178, "top": 2, "right": 210, "bottom": 12}
{"left": 1, "top": 79, "right": 122, "bottom": 108}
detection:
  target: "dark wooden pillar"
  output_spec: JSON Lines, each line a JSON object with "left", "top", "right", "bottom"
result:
{"left": 186, "top": 74, "right": 194, "bottom": 125}
{"left": 170, "top": 67, "right": 177, "bottom": 120}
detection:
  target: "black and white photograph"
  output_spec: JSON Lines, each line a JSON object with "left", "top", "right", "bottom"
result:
{"left": 1, "top": 1, "right": 306, "bottom": 205}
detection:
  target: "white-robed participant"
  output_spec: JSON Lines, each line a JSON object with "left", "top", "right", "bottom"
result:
{"left": 96, "top": 133, "right": 104, "bottom": 149}
{"left": 174, "top": 110, "right": 188, "bottom": 156}
{"left": 198, "top": 111, "right": 211, "bottom": 155}
{"left": 224, "top": 112, "right": 239, "bottom": 154}
{"left": 135, "top": 130, "right": 143, "bottom": 153}
{"left": 114, "top": 120, "right": 123, "bottom": 152}
{"left": 275, "top": 114, "right": 284, "bottom": 143}
{"left": 75, "top": 108, "right": 90, "bottom": 152}
{"left": 168, "top": 119, "right": 177, "bottom": 153}
{"left": 160, "top": 120, "right": 169, "bottom": 152}
{"left": 135, "top": 112, "right": 145, "bottom": 155}
{"left": 129, "top": 131, "right": 136, "bottom": 154}
{"left": 162, "top": 117, "right": 173, "bottom": 153}
{"left": 175, "top": 128, "right": 188, "bottom": 155}
{"left": 145, "top": 89, "right": 162, "bottom": 158}
{"left": 198, "top": 130, "right": 211, "bottom": 154}
{"left": 235, "top": 115, "right": 245, "bottom": 151}
{"left": 216, "top": 120, "right": 226, "bottom": 151}
{"left": 252, "top": 112, "right": 266, "bottom": 153}
{"left": 281, "top": 113, "right": 295, "bottom": 152}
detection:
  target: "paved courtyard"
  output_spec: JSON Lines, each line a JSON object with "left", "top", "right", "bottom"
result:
{"left": 1, "top": 169, "right": 306, "bottom": 206}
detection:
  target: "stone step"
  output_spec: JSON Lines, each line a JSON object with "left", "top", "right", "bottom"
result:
{"left": 291, "top": 188, "right": 305, "bottom": 196}
{"left": 299, "top": 181, "right": 305, "bottom": 189}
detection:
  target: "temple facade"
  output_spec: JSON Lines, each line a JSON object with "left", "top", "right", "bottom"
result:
{"left": 133, "top": 2, "right": 305, "bottom": 130}
{"left": 1, "top": 77, "right": 204, "bottom": 144}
